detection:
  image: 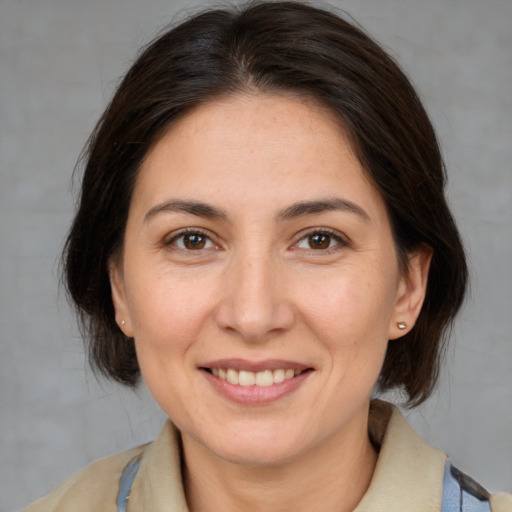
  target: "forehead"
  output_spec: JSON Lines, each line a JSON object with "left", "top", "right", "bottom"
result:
{"left": 133, "top": 93, "right": 384, "bottom": 219}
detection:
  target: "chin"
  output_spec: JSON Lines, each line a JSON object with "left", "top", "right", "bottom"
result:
{"left": 216, "top": 444, "right": 301, "bottom": 468}
{"left": 202, "top": 428, "right": 311, "bottom": 468}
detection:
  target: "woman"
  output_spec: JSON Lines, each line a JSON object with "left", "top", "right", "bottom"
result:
{"left": 25, "top": 2, "right": 511, "bottom": 511}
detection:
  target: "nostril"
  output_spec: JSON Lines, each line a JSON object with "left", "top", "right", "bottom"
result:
{"left": 214, "top": 298, "right": 295, "bottom": 342}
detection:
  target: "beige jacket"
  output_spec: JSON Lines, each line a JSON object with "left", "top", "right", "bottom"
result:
{"left": 25, "top": 401, "right": 512, "bottom": 512}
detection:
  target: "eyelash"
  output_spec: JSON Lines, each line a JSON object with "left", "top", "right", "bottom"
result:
{"left": 164, "top": 228, "right": 218, "bottom": 251}
{"left": 163, "top": 227, "right": 349, "bottom": 254}
{"left": 293, "top": 228, "right": 349, "bottom": 254}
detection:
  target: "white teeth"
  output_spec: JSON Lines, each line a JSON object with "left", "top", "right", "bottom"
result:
{"left": 285, "top": 369, "right": 295, "bottom": 379}
{"left": 226, "top": 368, "right": 239, "bottom": 385}
{"left": 238, "top": 370, "right": 255, "bottom": 386}
{"left": 211, "top": 367, "right": 304, "bottom": 386}
{"left": 273, "top": 369, "right": 285, "bottom": 383}
{"left": 255, "top": 370, "right": 274, "bottom": 387}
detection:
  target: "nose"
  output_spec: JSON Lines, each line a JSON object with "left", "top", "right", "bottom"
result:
{"left": 214, "top": 251, "right": 295, "bottom": 342}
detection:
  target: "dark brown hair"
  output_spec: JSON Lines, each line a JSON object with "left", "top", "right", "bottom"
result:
{"left": 63, "top": 1, "right": 467, "bottom": 406}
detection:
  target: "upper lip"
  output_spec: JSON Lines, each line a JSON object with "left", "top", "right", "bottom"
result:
{"left": 200, "top": 359, "right": 312, "bottom": 372}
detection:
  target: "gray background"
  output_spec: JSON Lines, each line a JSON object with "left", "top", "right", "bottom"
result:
{"left": 1, "top": 0, "right": 511, "bottom": 510}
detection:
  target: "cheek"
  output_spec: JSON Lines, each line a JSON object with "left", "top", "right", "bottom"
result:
{"left": 294, "top": 268, "right": 395, "bottom": 373}
{"left": 126, "top": 268, "right": 219, "bottom": 356}
{"left": 297, "top": 271, "right": 394, "bottom": 334}
{"left": 126, "top": 272, "right": 221, "bottom": 418}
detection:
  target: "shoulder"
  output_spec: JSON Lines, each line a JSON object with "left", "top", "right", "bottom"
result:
{"left": 366, "top": 401, "right": 512, "bottom": 512}
{"left": 23, "top": 444, "right": 149, "bottom": 512}
{"left": 23, "top": 420, "right": 186, "bottom": 512}
{"left": 442, "top": 462, "right": 512, "bottom": 512}
{"left": 491, "top": 493, "right": 512, "bottom": 512}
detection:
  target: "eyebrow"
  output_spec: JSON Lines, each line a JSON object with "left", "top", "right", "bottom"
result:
{"left": 144, "top": 200, "right": 229, "bottom": 223}
{"left": 276, "top": 198, "right": 370, "bottom": 222}
{"left": 144, "top": 197, "right": 370, "bottom": 223}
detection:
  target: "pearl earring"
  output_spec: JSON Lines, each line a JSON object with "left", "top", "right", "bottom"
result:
{"left": 397, "top": 321, "right": 407, "bottom": 330}
{"left": 121, "top": 320, "right": 125, "bottom": 326}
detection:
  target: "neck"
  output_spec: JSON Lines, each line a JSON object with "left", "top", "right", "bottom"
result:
{"left": 182, "top": 411, "right": 378, "bottom": 512}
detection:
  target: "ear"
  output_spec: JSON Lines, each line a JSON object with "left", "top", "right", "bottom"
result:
{"left": 389, "top": 245, "right": 433, "bottom": 340}
{"left": 108, "top": 259, "right": 134, "bottom": 337}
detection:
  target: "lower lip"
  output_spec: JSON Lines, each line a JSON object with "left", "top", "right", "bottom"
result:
{"left": 201, "top": 369, "right": 312, "bottom": 405}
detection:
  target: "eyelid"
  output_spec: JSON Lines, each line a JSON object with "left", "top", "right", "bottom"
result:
{"left": 164, "top": 227, "right": 219, "bottom": 250}
{"left": 292, "top": 227, "right": 350, "bottom": 252}
{"left": 161, "top": 226, "right": 349, "bottom": 252}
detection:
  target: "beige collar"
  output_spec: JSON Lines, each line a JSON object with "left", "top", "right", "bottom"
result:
{"left": 129, "top": 400, "right": 446, "bottom": 511}
{"left": 354, "top": 400, "right": 446, "bottom": 511}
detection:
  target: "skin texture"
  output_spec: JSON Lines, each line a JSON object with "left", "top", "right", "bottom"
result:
{"left": 110, "top": 93, "right": 431, "bottom": 511}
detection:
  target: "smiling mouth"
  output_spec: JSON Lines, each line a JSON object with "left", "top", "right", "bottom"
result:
{"left": 203, "top": 367, "right": 310, "bottom": 387}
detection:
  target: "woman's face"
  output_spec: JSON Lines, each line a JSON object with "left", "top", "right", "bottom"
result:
{"left": 111, "top": 93, "right": 429, "bottom": 467}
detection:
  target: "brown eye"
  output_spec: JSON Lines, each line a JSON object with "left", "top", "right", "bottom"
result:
{"left": 184, "top": 234, "right": 205, "bottom": 249}
{"left": 296, "top": 230, "right": 345, "bottom": 251}
{"left": 171, "top": 231, "right": 215, "bottom": 250}
{"left": 308, "top": 233, "right": 331, "bottom": 249}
